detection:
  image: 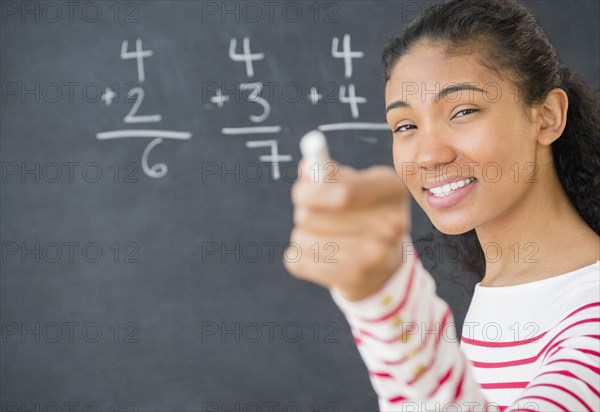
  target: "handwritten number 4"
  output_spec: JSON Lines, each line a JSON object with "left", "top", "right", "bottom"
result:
{"left": 121, "top": 39, "right": 153, "bottom": 83}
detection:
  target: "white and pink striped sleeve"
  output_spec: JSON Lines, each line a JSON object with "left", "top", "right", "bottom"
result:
{"left": 329, "top": 240, "right": 600, "bottom": 412}
{"left": 330, "top": 239, "right": 488, "bottom": 411}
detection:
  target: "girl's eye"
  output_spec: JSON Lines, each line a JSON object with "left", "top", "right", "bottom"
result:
{"left": 453, "top": 108, "right": 479, "bottom": 118}
{"left": 393, "top": 124, "right": 417, "bottom": 134}
{"left": 392, "top": 109, "right": 479, "bottom": 134}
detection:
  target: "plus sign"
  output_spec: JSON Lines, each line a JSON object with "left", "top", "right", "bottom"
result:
{"left": 101, "top": 87, "right": 115, "bottom": 106}
{"left": 308, "top": 87, "right": 323, "bottom": 105}
{"left": 210, "top": 88, "right": 229, "bottom": 108}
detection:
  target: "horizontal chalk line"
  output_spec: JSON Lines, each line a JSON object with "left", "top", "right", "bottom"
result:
{"left": 318, "top": 123, "right": 390, "bottom": 132}
{"left": 222, "top": 126, "right": 282, "bottom": 135}
{"left": 96, "top": 130, "right": 192, "bottom": 140}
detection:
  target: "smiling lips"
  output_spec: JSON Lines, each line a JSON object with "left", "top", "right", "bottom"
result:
{"left": 427, "top": 177, "right": 477, "bottom": 197}
{"left": 423, "top": 177, "right": 478, "bottom": 209}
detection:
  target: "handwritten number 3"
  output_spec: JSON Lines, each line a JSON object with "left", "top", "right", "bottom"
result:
{"left": 240, "top": 83, "right": 270, "bottom": 123}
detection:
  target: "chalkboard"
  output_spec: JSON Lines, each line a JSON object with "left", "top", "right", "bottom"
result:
{"left": 1, "top": 1, "right": 598, "bottom": 411}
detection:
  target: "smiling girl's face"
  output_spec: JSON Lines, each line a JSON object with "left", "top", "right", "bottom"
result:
{"left": 385, "top": 41, "right": 546, "bottom": 235}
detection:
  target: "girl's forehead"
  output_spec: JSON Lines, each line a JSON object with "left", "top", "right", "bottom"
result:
{"left": 390, "top": 45, "right": 492, "bottom": 81}
{"left": 385, "top": 45, "right": 506, "bottom": 100}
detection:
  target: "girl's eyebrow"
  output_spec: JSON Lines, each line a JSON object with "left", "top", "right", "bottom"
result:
{"left": 385, "top": 83, "right": 486, "bottom": 115}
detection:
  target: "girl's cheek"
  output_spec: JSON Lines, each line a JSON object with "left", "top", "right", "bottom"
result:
{"left": 393, "top": 148, "right": 418, "bottom": 182}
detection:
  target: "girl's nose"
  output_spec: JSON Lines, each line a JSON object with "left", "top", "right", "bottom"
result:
{"left": 414, "top": 125, "right": 457, "bottom": 173}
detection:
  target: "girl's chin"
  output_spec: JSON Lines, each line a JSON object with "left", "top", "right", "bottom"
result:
{"left": 428, "top": 217, "right": 476, "bottom": 236}
{"left": 435, "top": 226, "right": 474, "bottom": 236}
{"left": 419, "top": 197, "right": 479, "bottom": 235}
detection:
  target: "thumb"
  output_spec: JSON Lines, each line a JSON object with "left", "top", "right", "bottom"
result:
{"left": 297, "top": 158, "right": 341, "bottom": 184}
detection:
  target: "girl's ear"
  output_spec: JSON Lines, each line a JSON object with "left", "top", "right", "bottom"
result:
{"left": 535, "top": 87, "right": 569, "bottom": 146}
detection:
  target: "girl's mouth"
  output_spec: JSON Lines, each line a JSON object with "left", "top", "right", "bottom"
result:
{"left": 424, "top": 177, "right": 478, "bottom": 209}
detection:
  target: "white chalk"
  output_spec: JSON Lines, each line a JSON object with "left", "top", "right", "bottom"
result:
{"left": 300, "top": 130, "right": 331, "bottom": 184}
{"left": 300, "top": 130, "right": 330, "bottom": 166}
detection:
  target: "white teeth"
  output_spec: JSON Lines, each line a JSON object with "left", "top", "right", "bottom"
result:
{"left": 429, "top": 178, "right": 475, "bottom": 197}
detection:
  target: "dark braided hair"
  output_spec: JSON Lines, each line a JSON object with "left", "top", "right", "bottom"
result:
{"left": 381, "top": 0, "right": 599, "bottom": 280}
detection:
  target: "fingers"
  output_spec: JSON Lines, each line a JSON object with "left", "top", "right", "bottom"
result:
{"left": 351, "top": 165, "right": 408, "bottom": 206}
{"left": 293, "top": 200, "right": 409, "bottom": 243}
{"left": 284, "top": 228, "right": 406, "bottom": 294}
{"left": 292, "top": 164, "right": 407, "bottom": 210}
{"left": 284, "top": 229, "right": 396, "bottom": 286}
{"left": 287, "top": 160, "right": 412, "bottom": 300}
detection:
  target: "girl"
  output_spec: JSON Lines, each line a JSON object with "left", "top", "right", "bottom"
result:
{"left": 285, "top": 0, "right": 600, "bottom": 411}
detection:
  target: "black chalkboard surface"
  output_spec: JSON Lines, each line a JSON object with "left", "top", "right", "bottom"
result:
{"left": 1, "top": 1, "right": 598, "bottom": 411}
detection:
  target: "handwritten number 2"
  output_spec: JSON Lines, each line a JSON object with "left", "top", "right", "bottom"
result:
{"left": 124, "top": 87, "right": 162, "bottom": 124}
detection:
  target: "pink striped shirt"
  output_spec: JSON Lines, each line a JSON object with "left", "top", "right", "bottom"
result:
{"left": 330, "top": 238, "right": 600, "bottom": 412}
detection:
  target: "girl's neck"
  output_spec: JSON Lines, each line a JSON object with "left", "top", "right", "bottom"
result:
{"left": 475, "top": 169, "right": 599, "bottom": 287}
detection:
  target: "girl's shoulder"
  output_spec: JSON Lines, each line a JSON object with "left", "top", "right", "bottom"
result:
{"left": 465, "top": 260, "right": 599, "bottom": 328}
{"left": 472, "top": 260, "right": 599, "bottom": 296}
{"left": 558, "top": 260, "right": 599, "bottom": 302}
